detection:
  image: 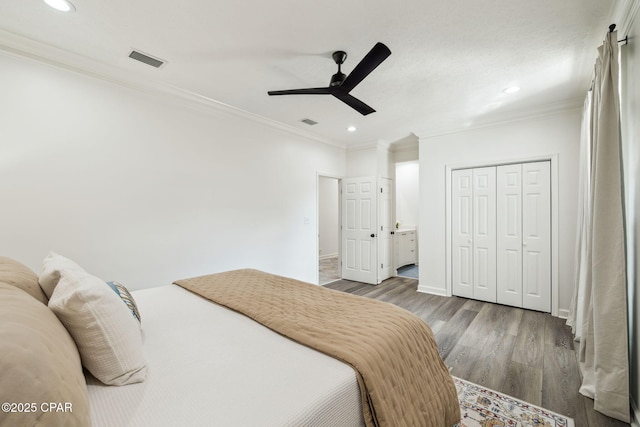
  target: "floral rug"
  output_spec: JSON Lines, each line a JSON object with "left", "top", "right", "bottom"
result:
{"left": 453, "top": 376, "right": 575, "bottom": 427}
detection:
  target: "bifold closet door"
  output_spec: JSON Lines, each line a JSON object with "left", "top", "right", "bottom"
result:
{"left": 452, "top": 167, "right": 496, "bottom": 303}
{"left": 496, "top": 161, "right": 551, "bottom": 311}
{"left": 521, "top": 161, "right": 551, "bottom": 312}
{"left": 452, "top": 169, "right": 473, "bottom": 299}
{"left": 496, "top": 164, "right": 523, "bottom": 307}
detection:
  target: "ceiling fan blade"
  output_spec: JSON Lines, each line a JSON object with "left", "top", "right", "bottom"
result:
{"left": 339, "top": 42, "right": 391, "bottom": 93}
{"left": 333, "top": 93, "right": 376, "bottom": 116}
{"left": 268, "top": 87, "right": 333, "bottom": 96}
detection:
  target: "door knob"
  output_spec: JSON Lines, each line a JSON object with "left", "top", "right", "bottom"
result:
{"left": 370, "top": 234, "right": 375, "bottom": 238}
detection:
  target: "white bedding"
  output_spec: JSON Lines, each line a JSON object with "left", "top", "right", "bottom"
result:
{"left": 86, "top": 285, "right": 364, "bottom": 427}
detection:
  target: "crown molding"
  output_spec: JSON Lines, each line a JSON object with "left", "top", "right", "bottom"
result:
{"left": 345, "top": 141, "right": 379, "bottom": 152}
{"left": 0, "top": 29, "right": 345, "bottom": 150}
{"left": 611, "top": 0, "right": 640, "bottom": 36}
{"left": 389, "top": 133, "right": 419, "bottom": 153}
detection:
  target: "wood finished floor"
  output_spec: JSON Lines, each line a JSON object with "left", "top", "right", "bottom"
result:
{"left": 324, "top": 276, "right": 630, "bottom": 427}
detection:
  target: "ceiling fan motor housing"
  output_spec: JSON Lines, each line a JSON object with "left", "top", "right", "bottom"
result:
{"left": 330, "top": 71, "right": 346, "bottom": 87}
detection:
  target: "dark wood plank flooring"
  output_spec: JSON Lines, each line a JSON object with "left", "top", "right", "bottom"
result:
{"left": 324, "top": 276, "right": 630, "bottom": 427}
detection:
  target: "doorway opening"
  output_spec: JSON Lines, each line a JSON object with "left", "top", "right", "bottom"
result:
{"left": 318, "top": 175, "right": 341, "bottom": 285}
{"left": 395, "top": 161, "right": 419, "bottom": 279}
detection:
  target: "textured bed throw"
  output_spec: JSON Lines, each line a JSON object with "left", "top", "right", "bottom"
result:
{"left": 174, "top": 269, "right": 460, "bottom": 427}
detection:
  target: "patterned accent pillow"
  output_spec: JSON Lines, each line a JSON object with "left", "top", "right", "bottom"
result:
{"left": 107, "top": 281, "right": 141, "bottom": 324}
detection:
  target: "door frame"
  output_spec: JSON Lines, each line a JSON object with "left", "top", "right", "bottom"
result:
{"left": 378, "top": 177, "right": 394, "bottom": 282}
{"left": 316, "top": 173, "right": 342, "bottom": 285}
{"left": 443, "top": 154, "right": 560, "bottom": 317}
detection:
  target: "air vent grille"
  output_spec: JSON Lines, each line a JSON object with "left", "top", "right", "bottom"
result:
{"left": 301, "top": 118, "right": 318, "bottom": 126}
{"left": 128, "top": 50, "right": 166, "bottom": 68}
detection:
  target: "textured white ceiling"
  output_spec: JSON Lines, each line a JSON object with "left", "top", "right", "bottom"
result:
{"left": 0, "top": 0, "right": 615, "bottom": 147}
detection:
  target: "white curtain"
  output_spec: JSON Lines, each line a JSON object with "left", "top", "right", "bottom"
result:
{"left": 567, "top": 92, "right": 591, "bottom": 341}
{"left": 567, "top": 30, "right": 630, "bottom": 423}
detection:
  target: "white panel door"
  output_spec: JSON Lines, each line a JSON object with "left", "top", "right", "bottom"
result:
{"left": 497, "top": 164, "right": 523, "bottom": 307}
{"left": 452, "top": 169, "right": 474, "bottom": 298}
{"left": 342, "top": 177, "right": 377, "bottom": 284}
{"left": 378, "top": 178, "right": 393, "bottom": 283}
{"left": 472, "top": 167, "right": 497, "bottom": 303}
{"left": 522, "top": 161, "right": 551, "bottom": 312}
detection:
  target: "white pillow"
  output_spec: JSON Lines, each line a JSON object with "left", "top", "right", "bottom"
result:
{"left": 47, "top": 267, "right": 147, "bottom": 386}
{"left": 39, "top": 251, "right": 85, "bottom": 299}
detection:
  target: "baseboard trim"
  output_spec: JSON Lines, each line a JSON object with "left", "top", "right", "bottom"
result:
{"left": 417, "top": 284, "right": 448, "bottom": 297}
{"left": 632, "top": 397, "right": 640, "bottom": 427}
{"left": 319, "top": 253, "right": 338, "bottom": 260}
{"left": 557, "top": 308, "right": 570, "bottom": 319}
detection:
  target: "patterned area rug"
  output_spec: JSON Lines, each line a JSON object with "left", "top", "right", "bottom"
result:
{"left": 454, "top": 376, "right": 575, "bottom": 427}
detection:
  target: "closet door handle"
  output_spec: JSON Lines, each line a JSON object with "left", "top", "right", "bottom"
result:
{"left": 370, "top": 234, "right": 375, "bottom": 238}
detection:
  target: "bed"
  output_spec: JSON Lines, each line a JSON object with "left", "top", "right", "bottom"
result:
{"left": 0, "top": 255, "right": 460, "bottom": 427}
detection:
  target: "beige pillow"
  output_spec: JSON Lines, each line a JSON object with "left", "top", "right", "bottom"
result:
{"left": 0, "top": 256, "right": 47, "bottom": 304}
{"left": 48, "top": 267, "right": 148, "bottom": 386}
{"left": 39, "top": 251, "right": 85, "bottom": 299}
{"left": 0, "top": 283, "right": 90, "bottom": 427}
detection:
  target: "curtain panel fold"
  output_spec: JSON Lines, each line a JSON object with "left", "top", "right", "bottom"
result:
{"left": 567, "top": 30, "right": 630, "bottom": 423}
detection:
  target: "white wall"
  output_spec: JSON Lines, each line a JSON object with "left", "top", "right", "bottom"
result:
{"left": 346, "top": 145, "right": 377, "bottom": 177}
{"left": 418, "top": 110, "right": 581, "bottom": 314}
{"left": 318, "top": 176, "right": 339, "bottom": 258}
{"left": 620, "top": 4, "right": 640, "bottom": 421}
{"left": 377, "top": 142, "right": 394, "bottom": 179}
{"left": 346, "top": 141, "right": 394, "bottom": 179}
{"left": 395, "top": 162, "right": 419, "bottom": 229}
{"left": 0, "top": 51, "right": 345, "bottom": 289}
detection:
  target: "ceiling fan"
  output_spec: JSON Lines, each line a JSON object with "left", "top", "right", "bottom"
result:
{"left": 267, "top": 42, "right": 391, "bottom": 116}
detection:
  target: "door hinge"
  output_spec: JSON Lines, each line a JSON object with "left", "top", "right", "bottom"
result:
{"left": 381, "top": 263, "right": 384, "bottom": 269}
{"left": 380, "top": 187, "right": 383, "bottom": 193}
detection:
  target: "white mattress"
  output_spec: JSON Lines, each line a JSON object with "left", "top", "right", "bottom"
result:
{"left": 87, "top": 285, "right": 364, "bottom": 427}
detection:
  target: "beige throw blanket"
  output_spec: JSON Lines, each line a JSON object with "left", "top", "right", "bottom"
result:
{"left": 174, "top": 269, "right": 460, "bottom": 427}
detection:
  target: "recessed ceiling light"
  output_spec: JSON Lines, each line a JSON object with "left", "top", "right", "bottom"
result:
{"left": 503, "top": 86, "right": 520, "bottom": 94}
{"left": 347, "top": 126, "right": 357, "bottom": 132}
{"left": 43, "top": 0, "right": 75, "bottom": 12}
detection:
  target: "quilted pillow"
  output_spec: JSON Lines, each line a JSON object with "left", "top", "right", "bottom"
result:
{"left": 107, "top": 281, "right": 142, "bottom": 324}
{"left": 0, "top": 283, "right": 90, "bottom": 427}
{"left": 48, "top": 267, "right": 148, "bottom": 386}
{"left": 0, "top": 256, "right": 48, "bottom": 304}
